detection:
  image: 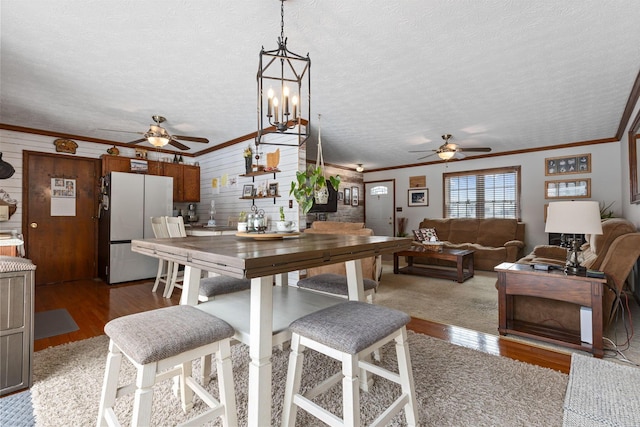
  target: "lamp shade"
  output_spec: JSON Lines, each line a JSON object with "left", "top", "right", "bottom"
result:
{"left": 545, "top": 201, "right": 603, "bottom": 235}
{"left": 438, "top": 151, "right": 455, "bottom": 160}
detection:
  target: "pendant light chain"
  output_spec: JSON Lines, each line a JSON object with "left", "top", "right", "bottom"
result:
{"left": 280, "top": 0, "right": 285, "bottom": 42}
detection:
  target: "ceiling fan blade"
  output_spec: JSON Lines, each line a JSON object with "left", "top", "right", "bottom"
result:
{"left": 458, "top": 147, "right": 492, "bottom": 152}
{"left": 417, "top": 152, "right": 438, "bottom": 160}
{"left": 169, "top": 139, "right": 190, "bottom": 151}
{"left": 173, "top": 135, "right": 209, "bottom": 143}
{"left": 128, "top": 138, "right": 147, "bottom": 144}
{"left": 408, "top": 149, "right": 436, "bottom": 153}
{"left": 98, "top": 128, "right": 144, "bottom": 135}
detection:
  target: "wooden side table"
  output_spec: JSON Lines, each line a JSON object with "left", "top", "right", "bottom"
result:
{"left": 494, "top": 262, "right": 606, "bottom": 358}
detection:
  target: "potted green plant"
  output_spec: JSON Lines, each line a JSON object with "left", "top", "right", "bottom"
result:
{"left": 289, "top": 165, "right": 340, "bottom": 214}
{"left": 275, "top": 206, "right": 297, "bottom": 232}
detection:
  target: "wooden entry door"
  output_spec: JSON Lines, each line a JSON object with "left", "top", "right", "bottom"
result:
{"left": 23, "top": 151, "right": 99, "bottom": 285}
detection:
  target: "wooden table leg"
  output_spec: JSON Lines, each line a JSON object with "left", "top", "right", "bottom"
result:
{"left": 179, "top": 266, "right": 202, "bottom": 306}
{"left": 248, "top": 276, "right": 274, "bottom": 426}
{"left": 591, "top": 282, "right": 604, "bottom": 358}
{"left": 393, "top": 253, "right": 399, "bottom": 274}
{"left": 456, "top": 254, "right": 464, "bottom": 283}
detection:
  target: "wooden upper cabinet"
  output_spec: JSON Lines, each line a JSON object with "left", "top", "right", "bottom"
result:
{"left": 101, "top": 155, "right": 131, "bottom": 173}
{"left": 181, "top": 164, "right": 201, "bottom": 202}
{"left": 101, "top": 155, "right": 200, "bottom": 203}
{"left": 161, "top": 162, "right": 200, "bottom": 203}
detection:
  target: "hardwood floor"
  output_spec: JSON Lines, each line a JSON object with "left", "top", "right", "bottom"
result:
{"left": 33, "top": 278, "right": 572, "bottom": 373}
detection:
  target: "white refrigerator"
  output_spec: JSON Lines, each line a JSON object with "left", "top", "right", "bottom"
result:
{"left": 99, "top": 172, "right": 173, "bottom": 284}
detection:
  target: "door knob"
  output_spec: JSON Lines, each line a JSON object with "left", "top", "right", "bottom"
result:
{"left": 30, "top": 222, "right": 38, "bottom": 228}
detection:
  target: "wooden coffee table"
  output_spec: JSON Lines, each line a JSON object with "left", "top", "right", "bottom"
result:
{"left": 393, "top": 245, "right": 474, "bottom": 283}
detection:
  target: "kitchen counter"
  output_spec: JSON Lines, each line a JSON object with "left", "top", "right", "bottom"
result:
{"left": 184, "top": 223, "right": 236, "bottom": 236}
{"left": 0, "top": 236, "right": 24, "bottom": 257}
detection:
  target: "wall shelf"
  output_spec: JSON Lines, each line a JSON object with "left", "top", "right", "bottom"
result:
{"left": 240, "top": 195, "right": 281, "bottom": 205}
{"left": 240, "top": 169, "right": 280, "bottom": 181}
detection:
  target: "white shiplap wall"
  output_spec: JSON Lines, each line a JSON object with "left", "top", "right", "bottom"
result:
{"left": 1, "top": 128, "right": 304, "bottom": 282}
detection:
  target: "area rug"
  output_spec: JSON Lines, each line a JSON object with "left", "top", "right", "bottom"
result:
{"left": 563, "top": 353, "right": 640, "bottom": 426}
{"left": 31, "top": 333, "right": 568, "bottom": 426}
{"left": 375, "top": 262, "right": 640, "bottom": 365}
{"left": 33, "top": 309, "right": 79, "bottom": 340}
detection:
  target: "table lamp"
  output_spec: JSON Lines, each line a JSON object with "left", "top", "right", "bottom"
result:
{"left": 545, "top": 201, "right": 603, "bottom": 274}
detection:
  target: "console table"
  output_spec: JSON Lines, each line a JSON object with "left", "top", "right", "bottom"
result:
{"left": 495, "top": 262, "right": 606, "bottom": 358}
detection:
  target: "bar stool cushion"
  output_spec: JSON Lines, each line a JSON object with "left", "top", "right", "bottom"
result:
{"left": 289, "top": 301, "right": 410, "bottom": 354}
{"left": 297, "top": 273, "right": 377, "bottom": 296}
{"left": 199, "top": 276, "right": 251, "bottom": 298}
{"left": 104, "top": 305, "right": 235, "bottom": 365}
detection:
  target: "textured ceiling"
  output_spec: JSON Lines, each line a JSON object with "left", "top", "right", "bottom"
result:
{"left": 1, "top": 1, "right": 640, "bottom": 170}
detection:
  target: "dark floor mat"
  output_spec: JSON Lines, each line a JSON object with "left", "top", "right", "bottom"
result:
{"left": 34, "top": 308, "right": 79, "bottom": 340}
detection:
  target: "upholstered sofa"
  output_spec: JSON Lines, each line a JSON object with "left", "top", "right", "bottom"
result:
{"left": 513, "top": 217, "right": 640, "bottom": 330}
{"left": 302, "top": 221, "right": 381, "bottom": 282}
{"left": 415, "top": 218, "right": 526, "bottom": 271}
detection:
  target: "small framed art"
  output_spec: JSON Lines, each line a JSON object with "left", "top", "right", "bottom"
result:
{"left": 545, "top": 153, "right": 591, "bottom": 176}
{"left": 351, "top": 186, "right": 359, "bottom": 206}
{"left": 268, "top": 182, "right": 278, "bottom": 196}
{"left": 344, "top": 187, "right": 351, "bottom": 205}
{"left": 545, "top": 178, "right": 591, "bottom": 199}
{"left": 242, "top": 184, "right": 254, "bottom": 198}
{"left": 408, "top": 188, "right": 429, "bottom": 207}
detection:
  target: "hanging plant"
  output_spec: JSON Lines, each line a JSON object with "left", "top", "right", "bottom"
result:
{"left": 289, "top": 114, "right": 340, "bottom": 214}
{"left": 290, "top": 165, "right": 340, "bottom": 214}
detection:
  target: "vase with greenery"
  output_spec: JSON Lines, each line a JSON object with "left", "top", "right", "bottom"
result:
{"left": 289, "top": 165, "right": 340, "bottom": 214}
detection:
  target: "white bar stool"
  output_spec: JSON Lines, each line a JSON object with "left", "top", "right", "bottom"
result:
{"left": 281, "top": 301, "right": 418, "bottom": 427}
{"left": 97, "top": 305, "right": 237, "bottom": 427}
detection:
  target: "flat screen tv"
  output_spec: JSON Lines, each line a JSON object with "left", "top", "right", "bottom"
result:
{"left": 309, "top": 182, "right": 338, "bottom": 213}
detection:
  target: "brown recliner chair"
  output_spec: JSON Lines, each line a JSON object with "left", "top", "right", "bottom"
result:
{"left": 514, "top": 218, "right": 640, "bottom": 330}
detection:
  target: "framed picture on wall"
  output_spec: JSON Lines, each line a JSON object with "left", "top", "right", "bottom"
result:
{"left": 242, "top": 184, "right": 254, "bottom": 198}
{"left": 545, "top": 153, "right": 591, "bottom": 176}
{"left": 408, "top": 188, "right": 429, "bottom": 207}
{"left": 351, "top": 186, "right": 359, "bottom": 206}
{"left": 344, "top": 187, "right": 351, "bottom": 205}
{"left": 545, "top": 178, "right": 591, "bottom": 199}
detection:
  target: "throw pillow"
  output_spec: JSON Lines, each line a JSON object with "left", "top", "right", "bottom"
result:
{"left": 413, "top": 228, "right": 438, "bottom": 242}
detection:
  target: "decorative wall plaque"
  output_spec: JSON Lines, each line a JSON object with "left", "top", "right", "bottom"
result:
{"left": 53, "top": 138, "right": 78, "bottom": 154}
{"left": 409, "top": 175, "right": 426, "bottom": 188}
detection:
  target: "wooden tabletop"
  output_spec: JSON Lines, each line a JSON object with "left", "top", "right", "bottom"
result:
{"left": 132, "top": 233, "right": 412, "bottom": 279}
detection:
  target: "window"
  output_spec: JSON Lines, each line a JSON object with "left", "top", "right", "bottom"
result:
{"left": 369, "top": 185, "right": 388, "bottom": 195}
{"left": 444, "top": 166, "right": 520, "bottom": 219}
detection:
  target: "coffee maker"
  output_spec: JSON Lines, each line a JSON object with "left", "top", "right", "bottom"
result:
{"left": 186, "top": 203, "right": 198, "bottom": 223}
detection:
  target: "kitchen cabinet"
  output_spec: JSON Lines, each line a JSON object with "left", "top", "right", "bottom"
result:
{"left": 162, "top": 162, "right": 200, "bottom": 203}
{"left": 101, "top": 156, "right": 200, "bottom": 203}
{"left": 101, "top": 155, "right": 133, "bottom": 173}
{"left": 0, "top": 259, "right": 36, "bottom": 396}
{"left": 101, "top": 155, "right": 162, "bottom": 174}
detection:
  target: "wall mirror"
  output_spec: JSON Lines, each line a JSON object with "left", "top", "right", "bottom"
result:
{"left": 630, "top": 108, "right": 640, "bottom": 204}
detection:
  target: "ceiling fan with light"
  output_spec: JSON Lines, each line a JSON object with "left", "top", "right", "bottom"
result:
{"left": 410, "top": 134, "right": 492, "bottom": 161}
{"left": 100, "top": 115, "right": 209, "bottom": 150}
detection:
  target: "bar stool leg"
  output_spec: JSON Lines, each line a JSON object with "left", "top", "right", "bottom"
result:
{"left": 396, "top": 329, "right": 418, "bottom": 426}
{"left": 342, "top": 353, "right": 360, "bottom": 427}
{"left": 281, "top": 334, "right": 304, "bottom": 427}
{"left": 131, "top": 363, "right": 157, "bottom": 427}
{"left": 216, "top": 339, "right": 238, "bottom": 427}
{"left": 97, "top": 341, "right": 123, "bottom": 426}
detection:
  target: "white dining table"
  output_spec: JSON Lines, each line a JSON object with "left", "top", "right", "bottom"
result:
{"left": 132, "top": 232, "right": 411, "bottom": 426}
